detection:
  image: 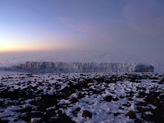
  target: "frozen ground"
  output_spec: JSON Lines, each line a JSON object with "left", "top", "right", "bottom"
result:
{"left": 0, "top": 70, "right": 26, "bottom": 76}
{"left": 0, "top": 72, "right": 164, "bottom": 123}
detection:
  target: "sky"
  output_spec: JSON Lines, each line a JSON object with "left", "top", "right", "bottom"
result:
{"left": 0, "top": 0, "right": 163, "bottom": 52}
{"left": 0, "top": 0, "right": 164, "bottom": 72}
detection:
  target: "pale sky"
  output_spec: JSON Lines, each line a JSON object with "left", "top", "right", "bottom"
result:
{"left": 0, "top": 0, "right": 164, "bottom": 56}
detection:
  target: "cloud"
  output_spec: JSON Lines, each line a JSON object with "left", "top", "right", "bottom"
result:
{"left": 58, "top": 17, "right": 95, "bottom": 32}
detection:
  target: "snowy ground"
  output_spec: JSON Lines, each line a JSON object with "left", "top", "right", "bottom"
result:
{"left": 0, "top": 72, "right": 164, "bottom": 123}
{"left": 0, "top": 70, "right": 26, "bottom": 76}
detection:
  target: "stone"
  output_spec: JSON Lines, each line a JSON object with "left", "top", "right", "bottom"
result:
{"left": 70, "top": 97, "right": 78, "bottom": 104}
{"left": 82, "top": 110, "right": 92, "bottom": 118}
{"left": 125, "top": 110, "right": 136, "bottom": 119}
{"left": 158, "top": 77, "right": 164, "bottom": 84}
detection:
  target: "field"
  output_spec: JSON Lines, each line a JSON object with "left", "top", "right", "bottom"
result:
{"left": 0, "top": 73, "right": 164, "bottom": 123}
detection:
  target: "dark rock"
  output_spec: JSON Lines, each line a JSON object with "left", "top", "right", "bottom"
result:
{"left": 114, "top": 112, "right": 121, "bottom": 116}
{"left": 104, "top": 95, "right": 118, "bottom": 102}
{"left": 123, "top": 102, "right": 131, "bottom": 107}
{"left": 145, "top": 93, "right": 159, "bottom": 104}
{"left": 137, "top": 87, "right": 146, "bottom": 91}
{"left": 77, "top": 93, "right": 85, "bottom": 99}
{"left": 70, "top": 97, "right": 78, "bottom": 104}
{"left": 135, "top": 118, "right": 142, "bottom": 123}
{"left": 159, "top": 77, "right": 164, "bottom": 84}
{"left": 120, "top": 95, "right": 125, "bottom": 99}
{"left": 150, "top": 77, "right": 159, "bottom": 80}
{"left": 82, "top": 110, "right": 92, "bottom": 118}
{"left": 0, "top": 119, "right": 10, "bottom": 123}
{"left": 144, "top": 115, "right": 154, "bottom": 121}
{"left": 49, "top": 113, "right": 76, "bottom": 123}
{"left": 137, "top": 92, "right": 147, "bottom": 98}
{"left": 137, "top": 107, "right": 149, "bottom": 113}
{"left": 128, "top": 97, "right": 133, "bottom": 101}
{"left": 72, "top": 107, "right": 81, "bottom": 116}
{"left": 125, "top": 110, "right": 136, "bottom": 119}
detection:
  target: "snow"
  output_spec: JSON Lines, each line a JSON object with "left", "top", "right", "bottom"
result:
{"left": 0, "top": 72, "right": 164, "bottom": 122}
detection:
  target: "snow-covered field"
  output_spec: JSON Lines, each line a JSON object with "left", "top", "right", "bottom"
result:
{"left": 0, "top": 72, "right": 164, "bottom": 123}
{"left": 0, "top": 70, "right": 26, "bottom": 76}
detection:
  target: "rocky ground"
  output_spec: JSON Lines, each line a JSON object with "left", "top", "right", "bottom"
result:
{"left": 0, "top": 72, "right": 164, "bottom": 123}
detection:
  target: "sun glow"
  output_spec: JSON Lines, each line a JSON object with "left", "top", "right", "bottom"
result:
{"left": 0, "top": 42, "right": 61, "bottom": 52}
{"left": 1, "top": 45, "right": 43, "bottom": 52}
{"left": 0, "top": 40, "right": 73, "bottom": 52}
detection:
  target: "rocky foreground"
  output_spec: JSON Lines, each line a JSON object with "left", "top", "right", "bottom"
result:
{"left": 0, "top": 73, "right": 164, "bottom": 123}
